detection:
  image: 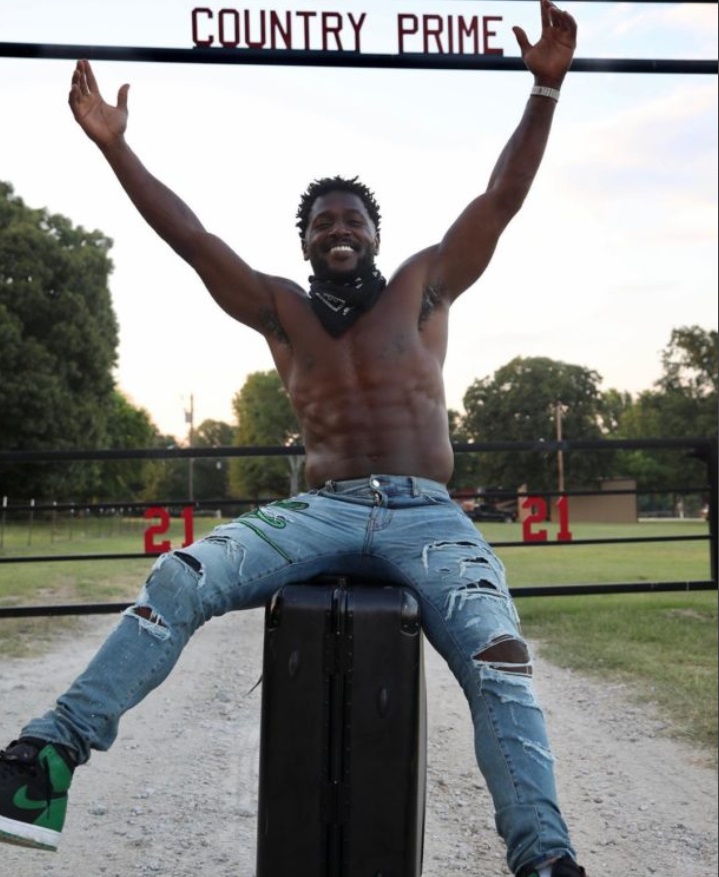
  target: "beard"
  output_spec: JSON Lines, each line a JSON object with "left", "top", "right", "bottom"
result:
{"left": 310, "top": 249, "right": 377, "bottom": 283}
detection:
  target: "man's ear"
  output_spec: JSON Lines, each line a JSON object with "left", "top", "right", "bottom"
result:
{"left": 374, "top": 233, "right": 381, "bottom": 255}
{"left": 301, "top": 238, "right": 310, "bottom": 261}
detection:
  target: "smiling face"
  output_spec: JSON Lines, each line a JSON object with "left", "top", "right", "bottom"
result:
{"left": 302, "top": 191, "right": 380, "bottom": 281}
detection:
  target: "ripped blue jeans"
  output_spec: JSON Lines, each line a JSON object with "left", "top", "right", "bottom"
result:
{"left": 24, "top": 475, "right": 575, "bottom": 874}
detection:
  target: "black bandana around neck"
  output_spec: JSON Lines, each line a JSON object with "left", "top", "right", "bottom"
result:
{"left": 308, "top": 268, "right": 387, "bottom": 337}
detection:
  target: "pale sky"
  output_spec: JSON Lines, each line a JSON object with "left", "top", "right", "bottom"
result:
{"left": 1, "top": 0, "right": 717, "bottom": 441}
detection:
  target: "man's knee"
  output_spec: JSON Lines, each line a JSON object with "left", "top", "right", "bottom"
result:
{"left": 474, "top": 634, "right": 532, "bottom": 676}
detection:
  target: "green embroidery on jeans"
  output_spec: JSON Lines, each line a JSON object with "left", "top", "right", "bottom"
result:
{"left": 273, "top": 500, "right": 309, "bottom": 511}
{"left": 241, "top": 501, "right": 309, "bottom": 529}
{"left": 234, "top": 520, "right": 293, "bottom": 560}
{"left": 235, "top": 501, "right": 308, "bottom": 561}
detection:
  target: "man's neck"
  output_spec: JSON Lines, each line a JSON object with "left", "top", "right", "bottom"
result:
{"left": 308, "top": 269, "right": 387, "bottom": 337}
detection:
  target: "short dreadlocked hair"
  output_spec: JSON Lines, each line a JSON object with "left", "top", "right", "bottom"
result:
{"left": 296, "top": 176, "right": 381, "bottom": 241}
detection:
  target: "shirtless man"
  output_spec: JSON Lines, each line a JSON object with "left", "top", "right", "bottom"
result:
{"left": 0, "top": 3, "right": 586, "bottom": 875}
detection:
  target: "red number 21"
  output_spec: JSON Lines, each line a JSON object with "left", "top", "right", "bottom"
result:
{"left": 521, "top": 496, "right": 573, "bottom": 543}
{"left": 143, "top": 506, "right": 195, "bottom": 554}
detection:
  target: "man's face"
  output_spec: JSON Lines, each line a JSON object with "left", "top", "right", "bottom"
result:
{"left": 302, "top": 191, "right": 380, "bottom": 281}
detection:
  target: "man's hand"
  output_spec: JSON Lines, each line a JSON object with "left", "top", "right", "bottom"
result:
{"left": 513, "top": 0, "right": 578, "bottom": 89}
{"left": 68, "top": 59, "right": 130, "bottom": 148}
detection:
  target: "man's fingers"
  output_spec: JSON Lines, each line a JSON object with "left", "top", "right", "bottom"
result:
{"left": 553, "top": 8, "right": 574, "bottom": 31}
{"left": 68, "top": 64, "right": 86, "bottom": 107}
{"left": 70, "top": 61, "right": 91, "bottom": 98}
{"left": 543, "top": 2, "right": 578, "bottom": 40}
{"left": 83, "top": 59, "right": 99, "bottom": 95}
{"left": 512, "top": 25, "right": 531, "bottom": 56}
{"left": 117, "top": 83, "right": 130, "bottom": 113}
{"left": 561, "top": 11, "right": 578, "bottom": 37}
{"left": 541, "top": 0, "right": 552, "bottom": 30}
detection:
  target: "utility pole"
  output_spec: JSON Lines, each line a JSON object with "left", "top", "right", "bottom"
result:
{"left": 185, "top": 394, "right": 195, "bottom": 502}
{"left": 555, "top": 400, "right": 565, "bottom": 495}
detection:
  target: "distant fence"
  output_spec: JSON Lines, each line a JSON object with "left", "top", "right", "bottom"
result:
{"left": 0, "top": 436, "right": 715, "bottom": 617}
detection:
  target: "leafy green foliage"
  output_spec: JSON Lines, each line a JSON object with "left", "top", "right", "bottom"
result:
{"left": 135, "top": 419, "right": 234, "bottom": 505}
{"left": 460, "top": 356, "right": 610, "bottom": 491}
{"left": 658, "top": 325, "right": 718, "bottom": 398}
{"left": 447, "top": 407, "right": 482, "bottom": 491}
{"left": 99, "top": 391, "right": 160, "bottom": 501}
{"left": 192, "top": 419, "right": 234, "bottom": 502}
{"left": 613, "top": 326, "right": 717, "bottom": 506}
{"left": 230, "top": 371, "right": 303, "bottom": 499}
{"left": 0, "top": 182, "right": 119, "bottom": 499}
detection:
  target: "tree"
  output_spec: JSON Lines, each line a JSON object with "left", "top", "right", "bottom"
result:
{"left": 461, "top": 356, "right": 611, "bottom": 493}
{"left": 192, "top": 418, "right": 234, "bottom": 503}
{"left": 98, "top": 391, "right": 161, "bottom": 501}
{"left": 230, "top": 371, "right": 303, "bottom": 500}
{"left": 658, "top": 325, "right": 718, "bottom": 398}
{"left": 597, "top": 388, "right": 634, "bottom": 436}
{"left": 0, "top": 182, "right": 119, "bottom": 500}
{"left": 135, "top": 420, "right": 234, "bottom": 506}
{"left": 615, "top": 326, "right": 717, "bottom": 511}
{"left": 138, "top": 434, "right": 186, "bottom": 504}
{"left": 447, "top": 407, "right": 482, "bottom": 492}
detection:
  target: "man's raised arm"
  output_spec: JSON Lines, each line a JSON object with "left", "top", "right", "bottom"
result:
{"left": 430, "top": 0, "right": 578, "bottom": 300}
{"left": 68, "top": 59, "right": 277, "bottom": 333}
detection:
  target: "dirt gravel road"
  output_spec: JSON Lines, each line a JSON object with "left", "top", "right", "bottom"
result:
{"left": 1, "top": 609, "right": 717, "bottom": 877}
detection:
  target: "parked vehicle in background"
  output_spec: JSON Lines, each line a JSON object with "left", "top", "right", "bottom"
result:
{"left": 465, "top": 502, "right": 516, "bottom": 523}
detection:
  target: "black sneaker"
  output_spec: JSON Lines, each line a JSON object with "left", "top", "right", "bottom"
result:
{"left": 0, "top": 738, "right": 76, "bottom": 851}
{"left": 521, "top": 857, "right": 588, "bottom": 877}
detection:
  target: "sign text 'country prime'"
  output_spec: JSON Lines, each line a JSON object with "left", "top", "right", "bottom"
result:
{"left": 191, "top": 7, "right": 505, "bottom": 55}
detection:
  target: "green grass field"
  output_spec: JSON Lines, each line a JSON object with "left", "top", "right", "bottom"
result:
{"left": 0, "top": 517, "right": 716, "bottom": 761}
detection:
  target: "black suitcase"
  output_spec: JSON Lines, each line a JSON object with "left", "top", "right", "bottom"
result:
{"left": 256, "top": 576, "right": 427, "bottom": 877}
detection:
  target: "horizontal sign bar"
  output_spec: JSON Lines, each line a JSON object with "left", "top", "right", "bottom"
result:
{"left": 0, "top": 42, "right": 715, "bottom": 74}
